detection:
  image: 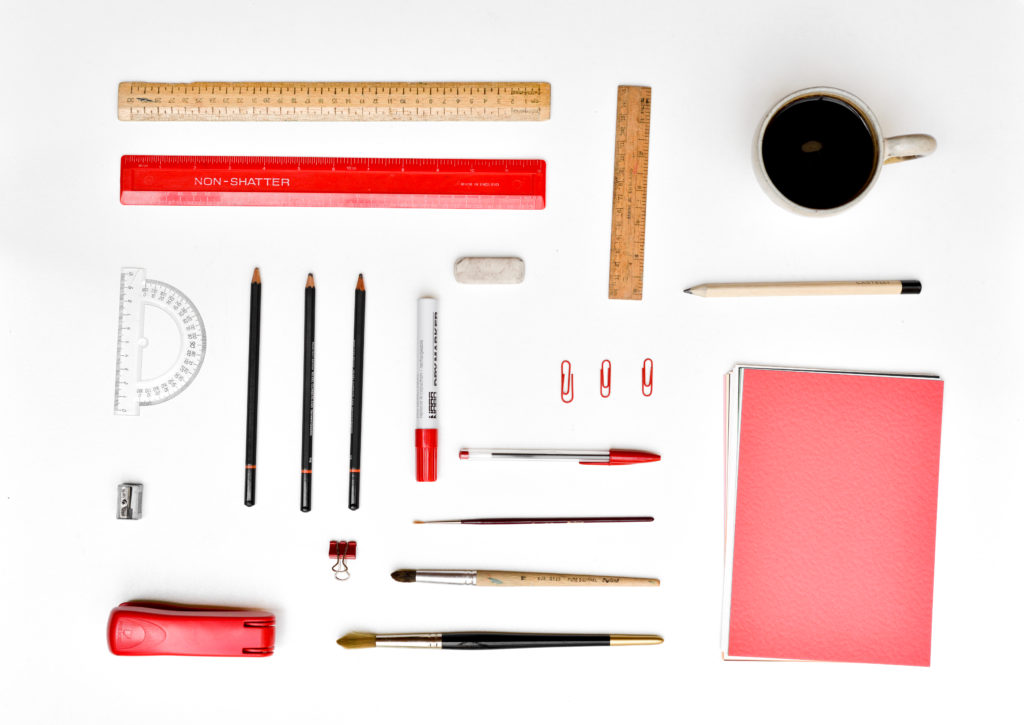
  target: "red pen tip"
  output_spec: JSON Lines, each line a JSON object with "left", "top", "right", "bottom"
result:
{"left": 459, "top": 450, "right": 469, "bottom": 460}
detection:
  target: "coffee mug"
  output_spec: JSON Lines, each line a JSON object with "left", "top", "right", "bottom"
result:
{"left": 754, "top": 87, "right": 936, "bottom": 216}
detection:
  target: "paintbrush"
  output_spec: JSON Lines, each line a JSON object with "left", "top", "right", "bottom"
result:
{"left": 413, "top": 516, "right": 654, "bottom": 525}
{"left": 337, "top": 631, "right": 663, "bottom": 650}
{"left": 391, "top": 569, "right": 659, "bottom": 587}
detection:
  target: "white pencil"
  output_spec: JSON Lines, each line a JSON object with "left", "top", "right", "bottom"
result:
{"left": 684, "top": 280, "right": 921, "bottom": 298}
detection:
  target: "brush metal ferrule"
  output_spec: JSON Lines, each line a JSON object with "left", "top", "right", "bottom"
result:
{"left": 609, "top": 634, "right": 664, "bottom": 646}
{"left": 374, "top": 633, "right": 444, "bottom": 649}
{"left": 415, "top": 570, "right": 477, "bottom": 585}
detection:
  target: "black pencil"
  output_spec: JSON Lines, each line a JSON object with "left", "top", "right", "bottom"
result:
{"left": 348, "top": 274, "right": 366, "bottom": 510}
{"left": 300, "top": 273, "right": 315, "bottom": 512}
{"left": 244, "top": 268, "right": 261, "bottom": 506}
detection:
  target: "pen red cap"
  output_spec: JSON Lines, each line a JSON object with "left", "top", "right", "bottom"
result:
{"left": 581, "top": 449, "right": 661, "bottom": 466}
{"left": 416, "top": 428, "right": 438, "bottom": 481}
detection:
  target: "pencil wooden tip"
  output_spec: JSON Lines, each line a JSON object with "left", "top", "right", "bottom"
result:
{"left": 356, "top": 274, "right": 365, "bottom": 291}
{"left": 337, "top": 632, "right": 377, "bottom": 649}
{"left": 391, "top": 569, "right": 416, "bottom": 583}
{"left": 252, "top": 268, "right": 261, "bottom": 284}
{"left": 306, "top": 273, "right": 315, "bottom": 288}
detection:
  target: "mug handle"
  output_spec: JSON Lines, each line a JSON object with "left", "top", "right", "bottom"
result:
{"left": 883, "top": 134, "right": 937, "bottom": 164}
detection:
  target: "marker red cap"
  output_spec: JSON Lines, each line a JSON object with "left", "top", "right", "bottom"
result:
{"left": 581, "top": 449, "right": 662, "bottom": 466}
{"left": 416, "top": 428, "right": 438, "bottom": 482}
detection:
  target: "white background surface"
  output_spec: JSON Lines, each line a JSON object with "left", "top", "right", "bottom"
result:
{"left": 2, "top": 1, "right": 1022, "bottom": 722}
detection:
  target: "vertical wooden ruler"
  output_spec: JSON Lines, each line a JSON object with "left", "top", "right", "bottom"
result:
{"left": 608, "top": 86, "right": 652, "bottom": 300}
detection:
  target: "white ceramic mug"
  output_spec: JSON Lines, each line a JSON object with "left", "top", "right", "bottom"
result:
{"left": 754, "top": 87, "right": 936, "bottom": 216}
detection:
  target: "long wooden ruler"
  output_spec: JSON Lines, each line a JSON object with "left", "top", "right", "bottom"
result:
{"left": 608, "top": 85, "right": 652, "bottom": 300}
{"left": 117, "top": 82, "right": 550, "bottom": 121}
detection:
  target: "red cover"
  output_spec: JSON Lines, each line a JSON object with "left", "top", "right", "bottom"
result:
{"left": 107, "top": 601, "right": 275, "bottom": 657}
{"left": 728, "top": 368, "right": 943, "bottom": 666}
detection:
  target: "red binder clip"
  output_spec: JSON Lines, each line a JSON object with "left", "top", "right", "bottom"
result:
{"left": 329, "top": 540, "right": 357, "bottom": 581}
{"left": 107, "top": 601, "right": 275, "bottom": 657}
{"left": 600, "top": 360, "right": 612, "bottom": 398}
{"left": 642, "top": 358, "right": 654, "bottom": 397}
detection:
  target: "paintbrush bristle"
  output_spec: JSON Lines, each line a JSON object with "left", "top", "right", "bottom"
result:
{"left": 391, "top": 569, "right": 416, "bottom": 583}
{"left": 337, "top": 632, "right": 377, "bottom": 649}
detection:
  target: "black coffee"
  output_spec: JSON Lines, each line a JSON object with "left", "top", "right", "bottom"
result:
{"left": 761, "top": 95, "right": 877, "bottom": 210}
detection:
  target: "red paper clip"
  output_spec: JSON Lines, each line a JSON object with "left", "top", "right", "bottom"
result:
{"left": 560, "top": 360, "right": 574, "bottom": 403}
{"left": 642, "top": 358, "right": 654, "bottom": 397}
{"left": 600, "top": 360, "right": 612, "bottom": 398}
{"left": 107, "top": 601, "right": 275, "bottom": 657}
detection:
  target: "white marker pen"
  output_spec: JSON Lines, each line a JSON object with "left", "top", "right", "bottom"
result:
{"left": 416, "top": 297, "right": 439, "bottom": 481}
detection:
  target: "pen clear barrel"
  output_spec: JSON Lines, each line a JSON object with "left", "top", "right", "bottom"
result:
{"left": 462, "top": 449, "right": 608, "bottom": 461}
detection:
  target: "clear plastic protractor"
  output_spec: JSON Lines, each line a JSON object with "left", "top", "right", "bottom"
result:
{"left": 137, "top": 280, "right": 206, "bottom": 405}
{"left": 114, "top": 268, "right": 207, "bottom": 415}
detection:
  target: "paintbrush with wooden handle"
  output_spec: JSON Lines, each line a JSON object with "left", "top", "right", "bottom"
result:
{"left": 391, "top": 569, "right": 659, "bottom": 587}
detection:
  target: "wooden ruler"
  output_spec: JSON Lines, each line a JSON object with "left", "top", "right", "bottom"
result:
{"left": 608, "top": 85, "right": 652, "bottom": 300}
{"left": 117, "top": 82, "right": 550, "bottom": 121}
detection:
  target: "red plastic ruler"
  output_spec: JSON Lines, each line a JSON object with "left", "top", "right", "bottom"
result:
{"left": 120, "top": 156, "right": 546, "bottom": 210}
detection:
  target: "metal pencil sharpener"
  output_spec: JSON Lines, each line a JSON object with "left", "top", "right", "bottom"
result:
{"left": 117, "top": 483, "right": 143, "bottom": 520}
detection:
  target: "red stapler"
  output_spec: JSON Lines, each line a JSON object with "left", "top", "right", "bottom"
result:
{"left": 107, "top": 600, "right": 275, "bottom": 657}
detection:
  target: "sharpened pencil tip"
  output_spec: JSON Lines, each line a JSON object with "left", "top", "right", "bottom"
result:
{"left": 356, "top": 273, "right": 365, "bottom": 291}
{"left": 252, "top": 267, "right": 261, "bottom": 284}
{"left": 306, "top": 273, "right": 315, "bottom": 288}
{"left": 683, "top": 288, "right": 692, "bottom": 294}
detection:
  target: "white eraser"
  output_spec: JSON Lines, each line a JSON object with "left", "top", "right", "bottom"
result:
{"left": 454, "top": 257, "right": 525, "bottom": 284}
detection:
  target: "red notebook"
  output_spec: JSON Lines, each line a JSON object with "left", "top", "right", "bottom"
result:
{"left": 722, "top": 365, "right": 944, "bottom": 666}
